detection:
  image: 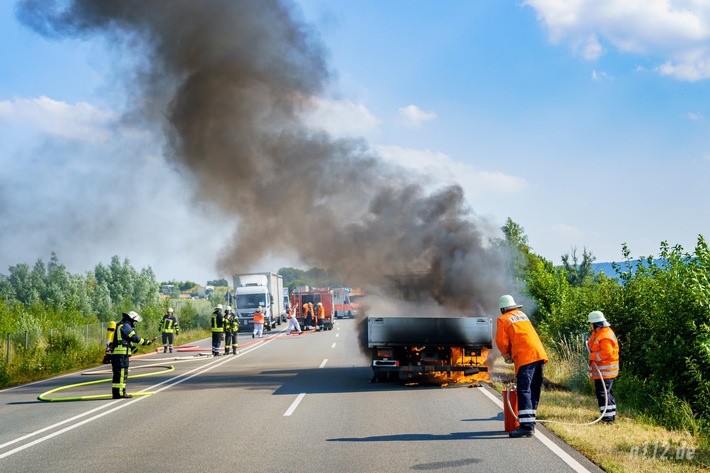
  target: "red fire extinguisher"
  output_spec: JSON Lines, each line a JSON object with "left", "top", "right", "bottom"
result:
{"left": 503, "top": 385, "right": 519, "bottom": 433}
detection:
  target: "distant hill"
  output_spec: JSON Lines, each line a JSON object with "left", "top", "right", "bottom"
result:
{"left": 592, "top": 259, "right": 665, "bottom": 279}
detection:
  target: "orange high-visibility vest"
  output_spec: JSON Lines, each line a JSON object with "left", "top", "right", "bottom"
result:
{"left": 496, "top": 309, "right": 548, "bottom": 374}
{"left": 317, "top": 306, "right": 324, "bottom": 318}
{"left": 588, "top": 327, "right": 619, "bottom": 379}
{"left": 253, "top": 312, "right": 265, "bottom": 324}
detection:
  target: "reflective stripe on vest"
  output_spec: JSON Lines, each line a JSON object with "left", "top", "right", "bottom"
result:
{"left": 211, "top": 314, "right": 224, "bottom": 332}
{"left": 162, "top": 318, "right": 176, "bottom": 333}
{"left": 112, "top": 322, "right": 133, "bottom": 355}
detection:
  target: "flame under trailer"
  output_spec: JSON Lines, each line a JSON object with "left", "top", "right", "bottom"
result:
{"left": 367, "top": 316, "right": 492, "bottom": 383}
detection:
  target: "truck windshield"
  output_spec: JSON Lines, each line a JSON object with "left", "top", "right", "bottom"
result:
{"left": 236, "top": 294, "right": 266, "bottom": 309}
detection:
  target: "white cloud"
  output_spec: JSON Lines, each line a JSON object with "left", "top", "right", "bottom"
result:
{"left": 688, "top": 111, "right": 703, "bottom": 120}
{"left": 398, "top": 104, "right": 437, "bottom": 128}
{"left": 302, "top": 96, "right": 381, "bottom": 135}
{"left": 524, "top": 0, "right": 710, "bottom": 80}
{"left": 575, "top": 34, "right": 604, "bottom": 60}
{"left": 376, "top": 144, "right": 528, "bottom": 196}
{"left": 0, "top": 96, "right": 115, "bottom": 142}
{"left": 591, "top": 70, "right": 612, "bottom": 81}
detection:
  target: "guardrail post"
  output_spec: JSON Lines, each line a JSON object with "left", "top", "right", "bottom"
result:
{"left": 5, "top": 333, "right": 9, "bottom": 364}
{"left": 25, "top": 331, "right": 28, "bottom": 350}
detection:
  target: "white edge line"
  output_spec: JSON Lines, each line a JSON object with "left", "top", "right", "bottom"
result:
{"left": 319, "top": 359, "right": 328, "bottom": 368}
{"left": 283, "top": 393, "right": 306, "bottom": 417}
{"left": 477, "top": 386, "right": 591, "bottom": 473}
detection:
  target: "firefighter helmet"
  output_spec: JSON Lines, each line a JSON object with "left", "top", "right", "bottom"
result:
{"left": 588, "top": 310, "right": 609, "bottom": 325}
{"left": 499, "top": 295, "right": 522, "bottom": 311}
{"left": 226, "top": 306, "right": 232, "bottom": 312}
{"left": 167, "top": 307, "right": 173, "bottom": 313}
{"left": 216, "top": 304, "right": 223, "bottom": 311}
{"left": 317, "top": 302, "right": 323, "bottom": 307}
{"left": 125, "top": 311, "right": 143, "bottom": 323}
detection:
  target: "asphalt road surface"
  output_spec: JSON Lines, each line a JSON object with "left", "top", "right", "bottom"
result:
{"left": 0, "top": 319, "right": 603, "bottom": 473}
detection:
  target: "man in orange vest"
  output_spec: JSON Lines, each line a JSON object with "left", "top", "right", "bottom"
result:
{"left": 252, "top": 306, "right": 265, "bottom": 339}
{"left": 496, "top": 295, "right": 548, "bottom": 438}
{"left": 315, "top": 302, "right": 325, "bottom": 331}
{"left": 587, "top": 311, "right": 619, "bottom": 424}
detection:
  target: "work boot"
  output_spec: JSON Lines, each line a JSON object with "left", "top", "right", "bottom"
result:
{"left": 169, "top": 348, "right": 173, "bottom": 353}
{"left": 163, "top": 347, "right": 167, "bottom": 353}
{"left": 233, "top": 348, "right": 237, "bottom": 355}
{"left": 509, "top": 427, "right": 534, "bottom": 438}
{"left": 114, "top": 393, "right": 133, "bottom": 399}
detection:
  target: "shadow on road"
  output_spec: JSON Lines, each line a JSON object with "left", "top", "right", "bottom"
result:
{"left": 328, "top": 430, "right": 508, "bottom": 442}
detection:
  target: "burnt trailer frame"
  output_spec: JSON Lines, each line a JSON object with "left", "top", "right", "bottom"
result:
{"left": 367, "top": 316, "right": 493, "bottom": 382}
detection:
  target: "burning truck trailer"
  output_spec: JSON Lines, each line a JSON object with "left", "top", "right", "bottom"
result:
{"left": 367, "top": 316, "right": 492, "bottom": 383}
{"left": 366, "top": 272, "right": 493, "bottom": 383}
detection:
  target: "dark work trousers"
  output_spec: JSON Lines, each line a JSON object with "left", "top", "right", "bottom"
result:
{"left": 594, "top": 378, "right": 616, "bottom": 421}
{"left": 111, "top": 354, "right": 130, "bottom": 398}
{"left": 516, "top": 360, "right": 545, "bottom": 431}
{"left": 161, "top": 332, "right": 174, "bottom": 351}
{"left": 224, "top": 331, "right": 235, "bottom": 354}
{"left": 211, "top": 332, "right": 222, "bottom": 355}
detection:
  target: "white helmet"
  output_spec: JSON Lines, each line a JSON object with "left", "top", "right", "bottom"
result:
{"left": 499, "top": 295, "right": 522, "bottom": 312}
{"left": 588, "top": 311, "right": 610, "bottom": 326}
{"left": 125, "top": 311, "right": 143, "bottom": 323}
{"left": 317, "top": 302, "right": 323, "bottom": 307}
{"left": 216, "top": 304, "right": 223, "bottom": 311}
{"left": 167, "top": 307, "right": 174, "bottom": 313}
{"left": 226, "top": 306, "right": 232, "bottom": 311}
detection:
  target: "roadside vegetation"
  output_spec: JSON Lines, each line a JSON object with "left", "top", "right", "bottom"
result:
{"left": 0, "top": 253, "right": 213, "bottom": 389}
{"left": 495, "top": 218, "right": 710, "bottom": 471}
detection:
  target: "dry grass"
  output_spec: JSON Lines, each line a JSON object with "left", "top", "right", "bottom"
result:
{"left": 488, "top": 354, "right": 710, "bottom": 472}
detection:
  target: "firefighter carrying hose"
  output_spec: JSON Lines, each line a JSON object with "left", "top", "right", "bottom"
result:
{"left": 587, "top": 311, "right": 619, "bottom": 424}
{"left": 110, "top": 311, "right": 155, "bottom": 399}
{"left": 211, "top": 304, "right": 224, "bottom": 356}
{"left": 496, "top": 295, "right": 548, "bottom": 438}
{"left": 159, "top": 307, "right": 180, "bottom": 353}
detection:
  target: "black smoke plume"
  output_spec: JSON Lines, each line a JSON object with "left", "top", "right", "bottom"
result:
{"left": 18, "top": 0, "right": 508, "bottom": 316}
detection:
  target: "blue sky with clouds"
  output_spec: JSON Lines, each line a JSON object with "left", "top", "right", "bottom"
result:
{"left": 1, "top": 0, "right": 709, "bottom": 283}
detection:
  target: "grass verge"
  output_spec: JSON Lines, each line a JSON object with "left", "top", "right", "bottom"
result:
{"left": 488, "top": 336, "right": 710, "bottom": 472}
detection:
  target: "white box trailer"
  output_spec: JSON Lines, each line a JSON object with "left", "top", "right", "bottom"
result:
{"left": 233, "top": 272, "right": 285, "bottom": 332}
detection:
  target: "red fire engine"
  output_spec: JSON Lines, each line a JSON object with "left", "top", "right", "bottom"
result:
{"left": 290, "top": 286, "right": 335, "bottom": 331}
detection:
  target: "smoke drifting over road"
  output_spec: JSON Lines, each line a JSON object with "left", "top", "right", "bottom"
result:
{"left": 19, "top": 0, "right": 508, "bottom": 315}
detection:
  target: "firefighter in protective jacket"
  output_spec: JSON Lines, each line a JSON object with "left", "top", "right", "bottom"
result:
{"left": 110, "top": 311, "right": 155, "bottom": 399}
{"left": 211, "top": 305, "right": 224, "bottom": 356}
{"left": 587, "top": 310, "right": 619, "bottom": 424}
{"left": 159, "top": 307, "right": 180, "bottom": 353}
{"left": 223, "top": 306, "right": 239, "bottom": 355}
{"left": 496, "top": 295, "right": 548, "bottom": 438}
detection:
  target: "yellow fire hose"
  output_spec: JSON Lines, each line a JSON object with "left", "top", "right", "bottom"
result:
{"left": 504, "top": 361, "right": 609, "bottom": 426}
{"left": 37, "top": 365, "right": 175, "bottom": 402}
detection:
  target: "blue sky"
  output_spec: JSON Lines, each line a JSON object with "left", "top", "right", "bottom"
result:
{"left": 1, "top": 0, "right": 710, "bottom": 284}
